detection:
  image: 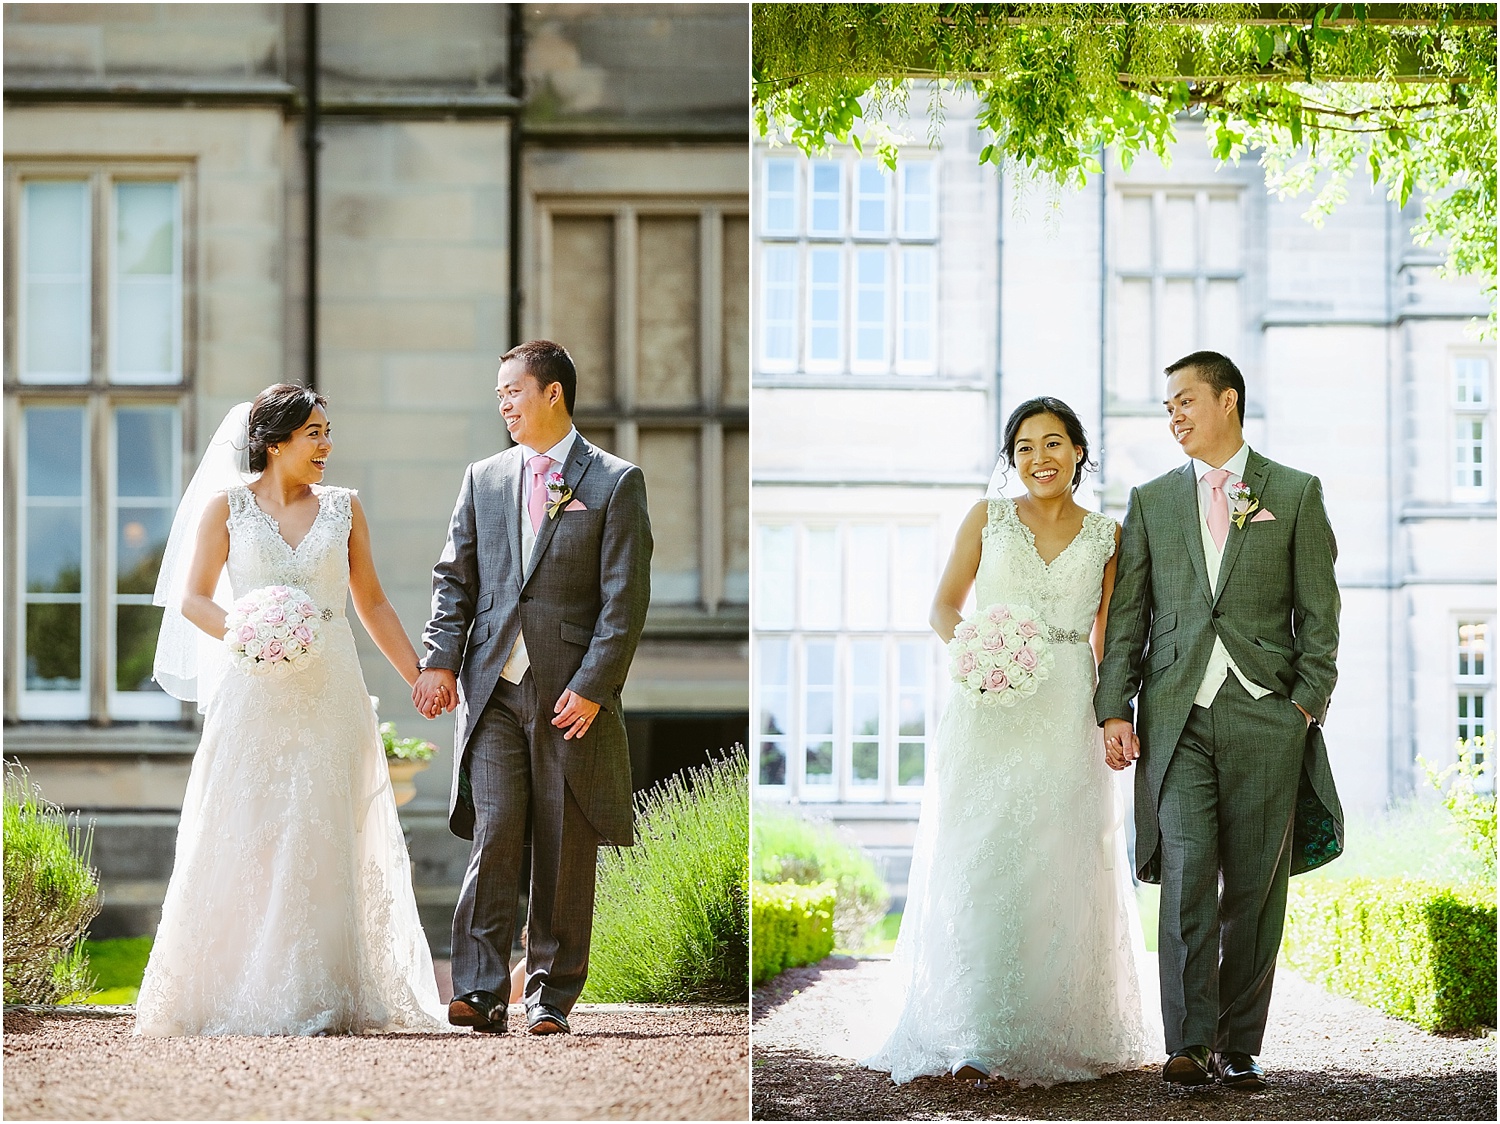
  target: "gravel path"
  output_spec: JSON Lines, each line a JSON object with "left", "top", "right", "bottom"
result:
{"left": 751, "top": 955, "right": 1496, "bottom": 1120}
{"left": 4, "top": 1005, "right": 748, "bottom": 1120}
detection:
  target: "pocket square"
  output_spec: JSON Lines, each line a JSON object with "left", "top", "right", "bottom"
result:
{"left": 564, "top": 499, "right": 587, "bottom": 512}
{"left": 1251, "top": 508, "right": 1276, "bottom": 522}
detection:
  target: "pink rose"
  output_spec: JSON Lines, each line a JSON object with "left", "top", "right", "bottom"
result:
{"left": 987, "top": 604, "right": 1011, "bottom": 623}
{"left": 292, "top": 625, "right": 313, "bottom": 644}
{"left": 957, "top": 651, "right": 977, "bottom": 676}
{"left": 954, "top": 622, "right": 978, "bottom": 642}
{"left": 263, "top": 639, "right": 286, "bottom": 662}
{"left": 298, "top": 601, "right": 317, "bottom": 618}
{"left": 237, "top": 624, "right": 258, "bottom": 643}
{"left": 985, "top": 668, "right": 1010, "bottom": 692}
{"left": 1015, "top": 645, "right": 1038, "bottom": 670}
{"left": 981, "top": 630, "right": 1006, "bottom": 652}
{"left": 263, "top": 607, "right": 285, "bottom": 624}
{"left": 1018, "top": 620, "right": 1039, "bottom": 638}
{"left": 269, "top": 586, "right": 291, "bottom": 602}
{"left": 235, "top": 598, "right": 255, "bottom": 614}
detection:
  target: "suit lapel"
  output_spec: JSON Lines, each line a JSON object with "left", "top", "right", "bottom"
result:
{"left": 500, "top": 450, "right": 523, "bottom": 590}
{"left": 1174, "top": 462, "right": 1214, "bottom": 606}
{"left": 523, "top": 437, "right": 596, "bottom": 586}
{"left": 1212, "top": 449, "right": 1270, "bottom": 604}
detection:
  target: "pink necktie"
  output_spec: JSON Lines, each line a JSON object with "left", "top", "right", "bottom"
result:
{"left": 1205, "top": 468, "right": 1231, "bottom": 551}
{"left": 527, "top": 455, "right": 554, "bottom": 533}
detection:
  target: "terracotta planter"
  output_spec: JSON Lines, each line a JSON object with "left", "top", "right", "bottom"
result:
{"left": 386, "top": 757, "right": 430, "bottom": 807}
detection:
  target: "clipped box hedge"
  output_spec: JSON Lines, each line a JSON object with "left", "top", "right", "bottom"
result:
{"left": 752, "top": 880, "right": 836, "bottom": 985}
{"left": 1283, "top": 876, "right": 1496, "bottom": 1032}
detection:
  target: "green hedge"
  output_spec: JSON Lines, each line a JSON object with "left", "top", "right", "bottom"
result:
{"left": 1283, "top": 876, "right": 1496, "bottom": 1032}
{"left": 752, "top": 806, "right": 889, "bottom": 951}
{"left": 752, "top": 880, "right": 835, "bottom": 985}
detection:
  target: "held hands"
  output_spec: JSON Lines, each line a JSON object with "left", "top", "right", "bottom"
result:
{"left": 1103, "top": 718, "right": 1140, "bottom": 771}
{"left": 552, "top": 689, "right": 600, "bottom": 741}
{"left": 413, "top": 668, "right": 457, "bottom": 719}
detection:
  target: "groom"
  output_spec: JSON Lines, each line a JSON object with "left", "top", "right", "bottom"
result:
{"left": 1095, "top": 351, "right": 1342, "bottom": 1091}
{"left": 414, "top": 339, "right": 652, "bottom": 1035}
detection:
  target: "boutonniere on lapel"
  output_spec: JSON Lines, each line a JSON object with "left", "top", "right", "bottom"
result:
{"left": 1227, "top": 480, "right": 1275, "bottom": 528}
{"left": 543, "top": 471, "right": 573, "bottom": 520}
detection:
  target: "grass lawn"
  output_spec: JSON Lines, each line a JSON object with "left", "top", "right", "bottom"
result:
{"left": 79, "top": 936, "right": 152, "bottom": 1004}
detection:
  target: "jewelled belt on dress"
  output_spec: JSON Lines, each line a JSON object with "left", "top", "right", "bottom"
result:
{"left": 1046, "top": 626, "right": 1088, "bottom": 644}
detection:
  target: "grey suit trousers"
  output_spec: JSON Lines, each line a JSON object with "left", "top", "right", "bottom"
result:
{"left": 450, "top": 671, "right": 601, "bottom": 1014}
{"left": 1157, "top": 676, "right": 1307, "bottom": 1055}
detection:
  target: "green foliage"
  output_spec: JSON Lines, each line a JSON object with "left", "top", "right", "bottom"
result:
{"left": 1283, "top": 876, "right": 1496, "bottom": 1031}
{"left": 582, "top": 749, "right": 749, "bottom": 1004}
{"left": 80, "top": 936, "right": 153, "bottom": 1005}
{"left": 754, "top": 4, "right": 1498, "bottom": 327}
{"left": 1420, "top": 736, "right": 1496, "bottom": 880}
{"left": 752, "top": 880, "right": 837, "bottom": 985}
{"left": 3, "top": 766, "right": 100, "bottom": 1004}
{"left": 752, "top": 805, "right": 890, "bottom": 951}
{"left": 379, "top": 721, "right": 436, "bottom": 762}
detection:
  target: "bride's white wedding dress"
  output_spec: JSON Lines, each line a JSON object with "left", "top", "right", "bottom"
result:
{"left": 135, "top": 485, "right": 446, "bottom": 1036}
{"left": 863, "top": 497, "right": 1161, "bottom": 1086}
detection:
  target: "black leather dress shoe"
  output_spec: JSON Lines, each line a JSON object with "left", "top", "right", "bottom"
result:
{"left": 1162, "top": 1045, "right": 1213, "bottom": 1086}
{"left": 527, "top": 1003, "right": 570, "bottom": 1035}
{"left": 448, "top": 990, "right": 507, "bottom": 1033}
{"left": 1214, "top": 1051, "right": 1267, "bottom": 1091}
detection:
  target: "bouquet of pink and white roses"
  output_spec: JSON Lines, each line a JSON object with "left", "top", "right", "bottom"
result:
{"left": 224, "top": 585, "right": 324, "bottom": 675}
{"left": 948, "top": 602, "right": 1055, "bottom": 707}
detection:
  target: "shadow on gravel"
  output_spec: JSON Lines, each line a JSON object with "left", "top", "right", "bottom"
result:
{"left": 752, "top": 957, "right": 866, "bottom": 1024}
{"left": 751, "top": 1048, "right": 1500, "bottom": 1121}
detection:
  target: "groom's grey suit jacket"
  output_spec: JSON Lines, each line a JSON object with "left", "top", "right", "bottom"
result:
{"left": 422, "top": 435, "right": 652, "bottom": 846}
{"left": 1094, "top": 449, "right": 1344, "bottom": 883}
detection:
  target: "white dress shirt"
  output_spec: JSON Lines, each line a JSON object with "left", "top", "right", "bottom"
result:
{"left": 499, "top": 427, "right": 579, "bottom": 684}
{"left": 1189, "top": 441, "right": 1272, "bottom": 708}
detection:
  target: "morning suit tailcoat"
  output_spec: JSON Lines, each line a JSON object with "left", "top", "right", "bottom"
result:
{"left": 422, "top": 435, "right": 652, "bottom": 846}
{"left": 1094, "top": 449, "right": 1344, "bottom": 884}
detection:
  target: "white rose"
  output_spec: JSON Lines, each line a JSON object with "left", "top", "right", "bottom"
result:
{"left": 271, "top": 623, "right": 290, "bottom": 641}
{"left": 244, "top": 638, "right": 264, "bottom": 659}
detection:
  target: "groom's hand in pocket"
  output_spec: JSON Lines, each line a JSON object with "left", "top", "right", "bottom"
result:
{"left": 552, "top": 689, "right": 601, "bottom": 741}
{"left": 1103, "top": 718, "right": 1139, "bottom": 771}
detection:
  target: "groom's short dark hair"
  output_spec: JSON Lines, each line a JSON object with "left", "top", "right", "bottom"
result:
{"left": 502, "top": 339, "right": 577, "bottom": 415}
{"left": 1166, "top": 350, "right": 1245, "bottom": 425}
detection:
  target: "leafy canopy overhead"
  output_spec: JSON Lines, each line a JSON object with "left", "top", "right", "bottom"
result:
{"left": 754, "top": 4, "right": 1497, "bottom": 322}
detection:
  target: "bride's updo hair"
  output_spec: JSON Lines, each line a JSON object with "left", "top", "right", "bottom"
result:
{"left": 246, "top": 383, "right": 328, "bottom": 473}
{"left": 1002, "top": 396, "right": 1097, "bottom": 493}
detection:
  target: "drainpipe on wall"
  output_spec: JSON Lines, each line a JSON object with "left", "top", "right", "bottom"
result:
{"left": 994, "top": 162, "right": 1005, "bottom": 462}
{"left": 304, "top": 2, "right": 320, "bottom": 393}
{"left": 1096, "top": 159, "right": 1108, "bottom": 509}
{"left": 507, "top": 3, "right": 524, "bottom": 349}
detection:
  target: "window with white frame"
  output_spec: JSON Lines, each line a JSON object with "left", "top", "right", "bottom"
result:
{"left": 1453, "top": 354, "right": 1493, "bottom": 501}
{"left": 1456, "top": 620, "right": 1491, "bottom": 776}
{"left": 1110, "top": 188, "right": 1243, "bottom": 403}
{"left": 8, "top": 169, "right": 189, "bottom": 722}
{"left": 756, "top": 151, "right": 939, "bottom": 377}
{"left": 753, "top": 520, "right": 939, "bottom": 800}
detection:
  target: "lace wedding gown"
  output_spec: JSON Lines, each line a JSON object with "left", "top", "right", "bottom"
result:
{"left": 863, "top": 498, "right": 1161, "bottom": 1086}
{"left": 135, "top": 485, "right": 447, "bottom": 1036}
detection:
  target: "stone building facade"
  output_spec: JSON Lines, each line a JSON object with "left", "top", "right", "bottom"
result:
{"left": 3, "top": 2, "right": 750, "bottom": 944}
{"left": 751, "top": 89, "right": 1495, "bottom": 905}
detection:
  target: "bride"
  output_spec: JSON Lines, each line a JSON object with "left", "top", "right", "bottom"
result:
{"left": 863, "top": 397, "right": 1161, "bottom": 1086}
{"left": 135, "top": 384, "right": 447, "bottom": 1036}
